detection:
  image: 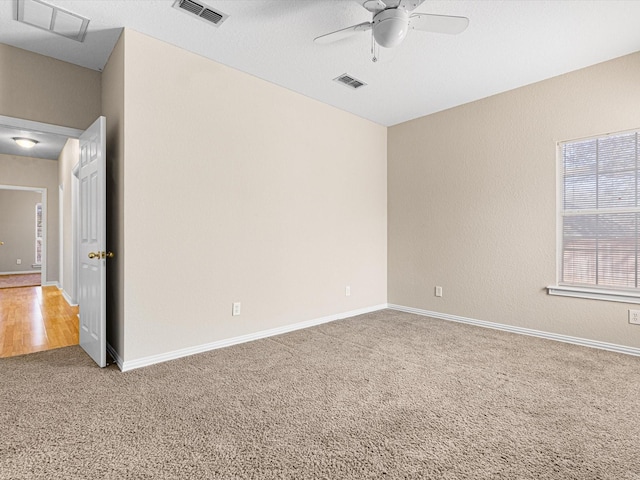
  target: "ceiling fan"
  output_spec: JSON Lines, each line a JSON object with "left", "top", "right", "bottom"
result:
{"left": 314, "top": 0, "right": 469, "bottom": 50}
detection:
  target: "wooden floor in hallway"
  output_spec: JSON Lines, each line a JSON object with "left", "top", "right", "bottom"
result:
{"left": 0, "top": 285, "right": 78, "bottom": 358}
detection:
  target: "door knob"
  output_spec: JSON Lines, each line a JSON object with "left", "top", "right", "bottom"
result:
{"left": 88, "top": 251, "right": 114, "bottom": 259}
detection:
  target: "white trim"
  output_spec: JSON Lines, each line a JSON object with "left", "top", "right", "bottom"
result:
{"left": 60, "top": 288, "right": 78, "bottom": 307}
{"left": 107, "top": 343, "right": 124, "bottom": 370}
{"left": 119, "top": 304, "right": 389, "bottom": 372}
{"left": 547, "top": 285, "right": 640, "bottom": 304}
{"left": 71, "top": 162, "right": 79, "bottom": 304}
{"left": 41, "top": 192, "right": 47, "bottom": 286}
{"left": 0, "top": 115, "right": 83, "bottom": 138}
{"left": 0, "top": 270, "right": 41, "bottom": 275}
{"left": 59, "top": 185, "right": 64, "bottom": 294}
{"left": 43, "top": 281, "right": 60, "bottom": 288}
{"left": 388, "top": 304, "right": 640, "bottom": 357}
{"left": 557, "top": 126, "right": 640, "bottom": 146}
{"left": 555, "top": 141, "right": 563, "bottom": 284}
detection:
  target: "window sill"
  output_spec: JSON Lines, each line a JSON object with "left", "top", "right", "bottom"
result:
{"left": 547, "top": 285, "right": 640, "bottom": 304}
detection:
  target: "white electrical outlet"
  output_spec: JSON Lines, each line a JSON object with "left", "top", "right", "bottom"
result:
{"left": 16, "top": 259, "right": 21, "bottom": 265}
{"left": 345, "top": 286, "right": 351, "bottom": 297}
{"left": 629, "top": 309, "right": 640, "bottom": 325}
{"left": 435, "top": 286, "right": 443, "bottom": 297}
{"left": 232, "top": 302, "right": 241, "bottom": 316}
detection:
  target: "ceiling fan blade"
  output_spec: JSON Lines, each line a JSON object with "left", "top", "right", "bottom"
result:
{"left": 410, "top": 13, "right": 469, "bottom": 35}
{"left": 314, "top": 22, "right": 373, "bottom": 45}
{"left": 398, "top": 0, "right": 426, "bottom": 12}
{"left": 361, "top": 0, "right": 387, "bottom": 13}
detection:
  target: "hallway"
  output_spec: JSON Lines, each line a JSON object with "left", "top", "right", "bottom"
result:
{"left": 0, "top": 285, "right": 78, "bottom": 358}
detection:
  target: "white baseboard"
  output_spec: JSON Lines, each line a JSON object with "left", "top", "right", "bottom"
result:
{"left": 107, "top": 342, "right": 124, "bottom": 370}
{"left": 43, "top": 281, "right": 59, "bottom": 288}
{"left": 0, "top": 270, "right": 41, "bottom": 276}
{"left": 119, "top": 304, "right": 388, "bottom": 372}
{"left": 388, "top": 304, "right": 640, "bottom": 357}
{"left": 60, "top": 289, "right": 78, "bottom": 307}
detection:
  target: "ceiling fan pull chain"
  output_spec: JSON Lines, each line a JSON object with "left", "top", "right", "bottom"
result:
{"left": 371, "top": 30, "right": 378, "bottom": 63}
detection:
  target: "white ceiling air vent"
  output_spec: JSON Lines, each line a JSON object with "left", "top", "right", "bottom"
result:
{"left": 334, "top": 74, "right": 367, "bottom": 90}
{"left": 14, "top": 0, "right": 90, "bottom": 42}
{"left": 172, "top": 0, "right": 229, "bottom": 27}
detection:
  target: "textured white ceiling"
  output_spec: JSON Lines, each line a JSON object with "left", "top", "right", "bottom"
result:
{"left": 0, "top": 124, "right": 68, "bottom": 160}
{"left": 1, "top": 0, "right": 640, "bottom": 126}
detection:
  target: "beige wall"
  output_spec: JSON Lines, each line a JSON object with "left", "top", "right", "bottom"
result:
{"left": 388, "top": 51, "right": 640, "bottom": 349}
{"left": 0, "top": 154, "right": 59, "bottom": 282}
{"left": 0, "top": 43, "right": 101, "bottom": 130}
{"left": 0, "top": 42, "right": 101, "bottom": 288}
{"left": 0, "top": 189, "right": 41, "bottom": 273}
{"left": 12, "top": 30, "right": 636, "bottom": 362}
{"left": 118, "top": 30, "right": 387, "bottom": 362}
{"left": 101, "top": 32, "right": 125, "bottom": 357}
{"left": 58, "top": 138, "right": 79, "bottom": 301}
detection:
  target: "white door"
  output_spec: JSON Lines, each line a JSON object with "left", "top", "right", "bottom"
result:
{"left": 77, "top": 117, "right": 107, "bottom": 367}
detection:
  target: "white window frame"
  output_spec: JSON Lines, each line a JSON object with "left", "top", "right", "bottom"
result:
{"left": 548, "top": 128, "right": 640, "bottom": 304}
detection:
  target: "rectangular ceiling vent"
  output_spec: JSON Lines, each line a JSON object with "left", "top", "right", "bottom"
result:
{"left": 173, "top": 0, "right": 229, "bottom": 27}
{"left": 334, "top": 74, "right": 367, "bottom": 90}
{"left": 14, "top": 0, "right": 90, "bottom": 42}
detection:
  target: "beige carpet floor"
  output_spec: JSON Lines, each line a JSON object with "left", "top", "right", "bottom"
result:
{"left": 1, "top": 309, "right": 639, "bottom": 479}
{"left": 0, "top": 273, "right": 41, "bottom": 289}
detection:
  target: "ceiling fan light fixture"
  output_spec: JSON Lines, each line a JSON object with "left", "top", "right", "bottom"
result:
{"left": 13, "top": 137, "right": 39, "bottom": 149}
{"left": 373, "top": 8, "right": 409, "bottom": 48}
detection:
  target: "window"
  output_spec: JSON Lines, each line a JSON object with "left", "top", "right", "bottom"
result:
{"left": 550, "top": 130, "right": 640, "bottom": 303}
{"left": 35, "top": 202, "right": 42, "bottom": 265}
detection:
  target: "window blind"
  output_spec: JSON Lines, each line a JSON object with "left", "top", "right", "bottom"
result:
{"left": 35, "top": 203, "right": 43, "bottom": 265}
{"left": 561, "top": 131, "right": 639, "bottom": 289}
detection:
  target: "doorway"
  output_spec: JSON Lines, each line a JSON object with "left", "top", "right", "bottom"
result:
{"left": 0, "top": 185, "right": 47, "bottom": 286}
{"left": 0, "top": 115, "right": 83, "bottom": 358}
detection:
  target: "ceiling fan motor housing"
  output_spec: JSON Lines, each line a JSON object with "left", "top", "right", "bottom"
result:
{"left": 373, "top": 8, "right": 410, "bottom": 48}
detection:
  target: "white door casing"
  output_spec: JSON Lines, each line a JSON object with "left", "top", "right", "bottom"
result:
{"left": 77, "top": 116, "right": 107, "bottom": 367}
{"left": 59, "top": 185, "right": 63, "bottom": 291}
